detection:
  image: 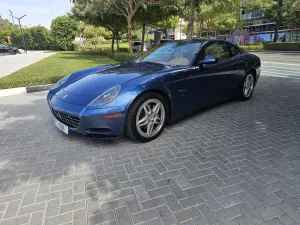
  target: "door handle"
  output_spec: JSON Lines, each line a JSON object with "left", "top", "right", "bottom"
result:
{"left": 178, "top": 89, "right": 187, "bottom": 93}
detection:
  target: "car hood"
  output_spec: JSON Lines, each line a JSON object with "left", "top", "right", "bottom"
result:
{"left": 55, "top": 62, "right": 168, "bottom": 106}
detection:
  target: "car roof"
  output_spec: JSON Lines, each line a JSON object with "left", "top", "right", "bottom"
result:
{"left": 166, "top": 39, "right": 242, "bottom": 50}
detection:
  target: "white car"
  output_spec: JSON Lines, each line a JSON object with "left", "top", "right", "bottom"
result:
{"left": 17, "top": 49, "right": 25, "bottom": 54}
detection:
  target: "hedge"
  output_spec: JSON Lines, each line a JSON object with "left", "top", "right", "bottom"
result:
{"left": 263, "top": 43, "right": 300, "bottom": 51}
{"left": 240, "top": 45, "right": 264, "bottom": 51}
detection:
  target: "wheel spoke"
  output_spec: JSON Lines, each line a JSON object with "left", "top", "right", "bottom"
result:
{"left": 138, "top": 116, "right": 148, "bottom": 126}
{"left": 153, "top": 103, "right": 161, "bottom": 114}
{"left": 143, "top": 104, "right": 151, "bottom": 115}
{"left": 147, "top": 122, "right": 154, "bottom": 136}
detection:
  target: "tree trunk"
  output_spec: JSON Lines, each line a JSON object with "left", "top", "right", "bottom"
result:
{"left": 79, "top": 34, "right": 82, "bottom": 51}
{"left": 111, "top": 31, "right": 115, "bottom": 54}
{"left": 196, "top": 22, "right": 200, "bottom": 38}
{"left": 187, "top": 0, "right": 195, "bottom": 39}
{"left": 83, "top": 34, "right": 87, "bottom": 50}
{"left": 199, "top": 21, "right": 203, "bottom": 38}
{"left": 237, "top": 5, "right": 242, "bottom": 46}
{"left": 127, "top": 17, "right": 133, "bottom": 53}
{"left": 141, "top": 22, "right": 146, "bottom": 53}
{"left": 274, "top": 0, "right": 283, "bottom": 42}
{"left": 116, "top": 31, "right": 120, "bottom": 52}
{"left": 94, "top": 34, "right": 98, "bottom": 51}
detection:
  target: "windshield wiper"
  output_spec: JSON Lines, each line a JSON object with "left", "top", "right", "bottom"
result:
{"left": 142, "top": 61, "right": 165, "bottom": 66}
{"left": 141, "top": 61, "right": 183, "bottom": 67}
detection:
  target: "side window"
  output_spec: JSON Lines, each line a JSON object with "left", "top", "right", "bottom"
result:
{"left": 204, "top": 42, "right": 231, "bottom": 62}
{"left": 227, "top": 44, "right": 240, "bottom": 57}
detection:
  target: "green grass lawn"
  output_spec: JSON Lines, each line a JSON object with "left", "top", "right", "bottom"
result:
{"left": 96, "top": 42, "right": 129, "bottom": 49}
{"left": 0, "top": 52, "right": 117, "bottom": 90}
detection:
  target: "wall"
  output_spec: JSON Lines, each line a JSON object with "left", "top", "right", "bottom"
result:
{"left": 225, "top": 32, "right": 297, "bottom": 45}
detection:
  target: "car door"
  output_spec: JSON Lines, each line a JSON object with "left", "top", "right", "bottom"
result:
{"left": 165, "top": 68, "right": 198, "bottom": 120}
{"left": 193, "top": 42, "right": 239, "bottom": 107}
{"left": 226, "top": 42, "right": 246, "bottom": 80}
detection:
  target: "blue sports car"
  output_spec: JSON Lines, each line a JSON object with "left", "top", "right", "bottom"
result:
{"left": 47, "top": 40, "right": 261, "bottom": 142}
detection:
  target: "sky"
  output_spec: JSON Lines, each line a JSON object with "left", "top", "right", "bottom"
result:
{"left": 0, "top": 0, "right": 73, "bottom": 28}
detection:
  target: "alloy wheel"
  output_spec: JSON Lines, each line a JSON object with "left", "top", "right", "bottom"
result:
{"left": 136, "top": 99, "right": 165, "bottom": 138}
{"left": 243, "top": 74, "right": 254, "bottom": 98}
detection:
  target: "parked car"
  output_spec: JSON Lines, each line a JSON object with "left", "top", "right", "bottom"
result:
{"left": 133, "top": 41, "right": 147, "bottom": 52}
{"left": 48, "top": 39, "right": 261, "bottom": 142}
{"left": 160, "top": 39, "right": 173, "bottom": 44}
{"left": 0, "top": 44, "right": 21, "bottom": 55}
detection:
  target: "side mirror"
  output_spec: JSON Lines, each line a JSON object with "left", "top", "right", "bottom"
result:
{"left": 199, "top": 57, "right": 218, "bottom": 65}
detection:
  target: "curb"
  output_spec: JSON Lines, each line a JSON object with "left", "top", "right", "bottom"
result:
{"left": 247, "top": 50, "right": 300, "bottom": 53}
{"left": 0, "top": 84, "right": 53, "bottom": 97}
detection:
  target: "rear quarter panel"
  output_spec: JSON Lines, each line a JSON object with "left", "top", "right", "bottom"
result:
{"left": 236, "top": 52, "right": 261, "bottom": 87}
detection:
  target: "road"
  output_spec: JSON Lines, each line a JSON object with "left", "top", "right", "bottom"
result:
{"left": 0, "top": 51, "right": 56, "bottom": 79}
{"left": 254, "top": 52, "right": 300, "bottom": 79}
{"left": 0, "top": 52, "right": 300, "bottom": 225}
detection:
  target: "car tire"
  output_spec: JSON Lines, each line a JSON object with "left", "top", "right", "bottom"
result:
{"left": 238, "top": 73, "right": 255, "bottom": 101}
{"left": 126, "top": 92, "right": 168, "bottom": 142}
{"left": 8, "top": 50, "right": 16, "bottom": 55}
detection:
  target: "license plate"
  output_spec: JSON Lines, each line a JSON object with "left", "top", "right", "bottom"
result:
{"left": 54, "top": 118, "right": 69, "bottom": 134}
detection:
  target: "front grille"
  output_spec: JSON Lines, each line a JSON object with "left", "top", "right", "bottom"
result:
{"left": 52, "top": 108, "right": 80, "bottom": 129}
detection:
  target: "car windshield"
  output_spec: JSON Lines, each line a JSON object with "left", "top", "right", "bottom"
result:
{"left": 137, "top": 41, "right": 202, "bottom": 66}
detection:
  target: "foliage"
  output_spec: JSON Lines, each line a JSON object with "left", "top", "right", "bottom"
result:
{"left": 51, "top": 16, "right": 78, "bottom": 51}
{"left": 262, "top": 0, "right": 300, "bottom": 23}
{"left": 98, "top": 51, "right": 138, "bottom": 62}
{"left": 0, "top": 15, "right": 17, "bottom": 45}
{"left": 263, "top": 42, "right": 300, "bottom": 51}
{"left": 240, "top": 45, "right": 264, "bottom": 50}
{"left": 155, "top": 16, "right": 180, "bottom": 29}
{"left": 71, "top": 0, "right": 127, "bottom": 52}
{"left": 0, "top": 52, "right": 116, "bottom": 89}
{"left": 0, "top": 28, "right": 12, "bottom": 45}
{"left": 282, "top": 0, "right": 300, "bottom": 32}
{"left": 83, "top": 25, "right": 109, "bottom": 49}
{"left": 9, "top": 26, "right": 52, "bottom": 50}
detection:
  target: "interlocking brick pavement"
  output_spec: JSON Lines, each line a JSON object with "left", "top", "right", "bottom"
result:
{"left": 0, "top": 75, "right": 300, "bottom": 225}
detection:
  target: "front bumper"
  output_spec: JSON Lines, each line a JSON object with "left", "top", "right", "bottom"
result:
{"left": 47, "top": 93, "right": 128, "bottom": 137}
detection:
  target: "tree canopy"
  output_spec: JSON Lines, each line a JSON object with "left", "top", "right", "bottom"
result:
{"left": 51, "top": 15, "right": 78, "bottom": 50}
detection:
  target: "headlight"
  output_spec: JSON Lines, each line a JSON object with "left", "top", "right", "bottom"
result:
{"left": 51, "top": 75, "right": 70, "bottom": 90}
{"left": 89, "top": 85, "right": 121, "bottom": 106}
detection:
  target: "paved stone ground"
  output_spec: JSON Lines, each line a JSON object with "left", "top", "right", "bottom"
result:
{"left": 0, "top": 51, "right": 55, "bottom": 79}
{"left": 0, "top": 73, "right": 300, "bottom": 224}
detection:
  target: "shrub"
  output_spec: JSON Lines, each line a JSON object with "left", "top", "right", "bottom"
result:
{"left": 73, "top": 42, "right": 80, "bottom": 51}
{"left": 50, "top": 16, "right": 78, "bottom": 51}
{"left": 263, "top": 42, "right": 300, "bottom": 51}
{"left": 97, "top": 50, "right": 137, "bottom": 62}
{"left": 240, "top": 45, "right": 264, "bottom": 51}
{"left": 118, "top": 47, "right": 129, "bottom": 52}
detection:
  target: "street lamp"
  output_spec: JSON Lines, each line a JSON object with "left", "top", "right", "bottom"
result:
{"left": 12, "top": 14, "right": 27, "bottom": 54}
{"left": 8, "top": 9, "right": 15, "bottom": 26}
